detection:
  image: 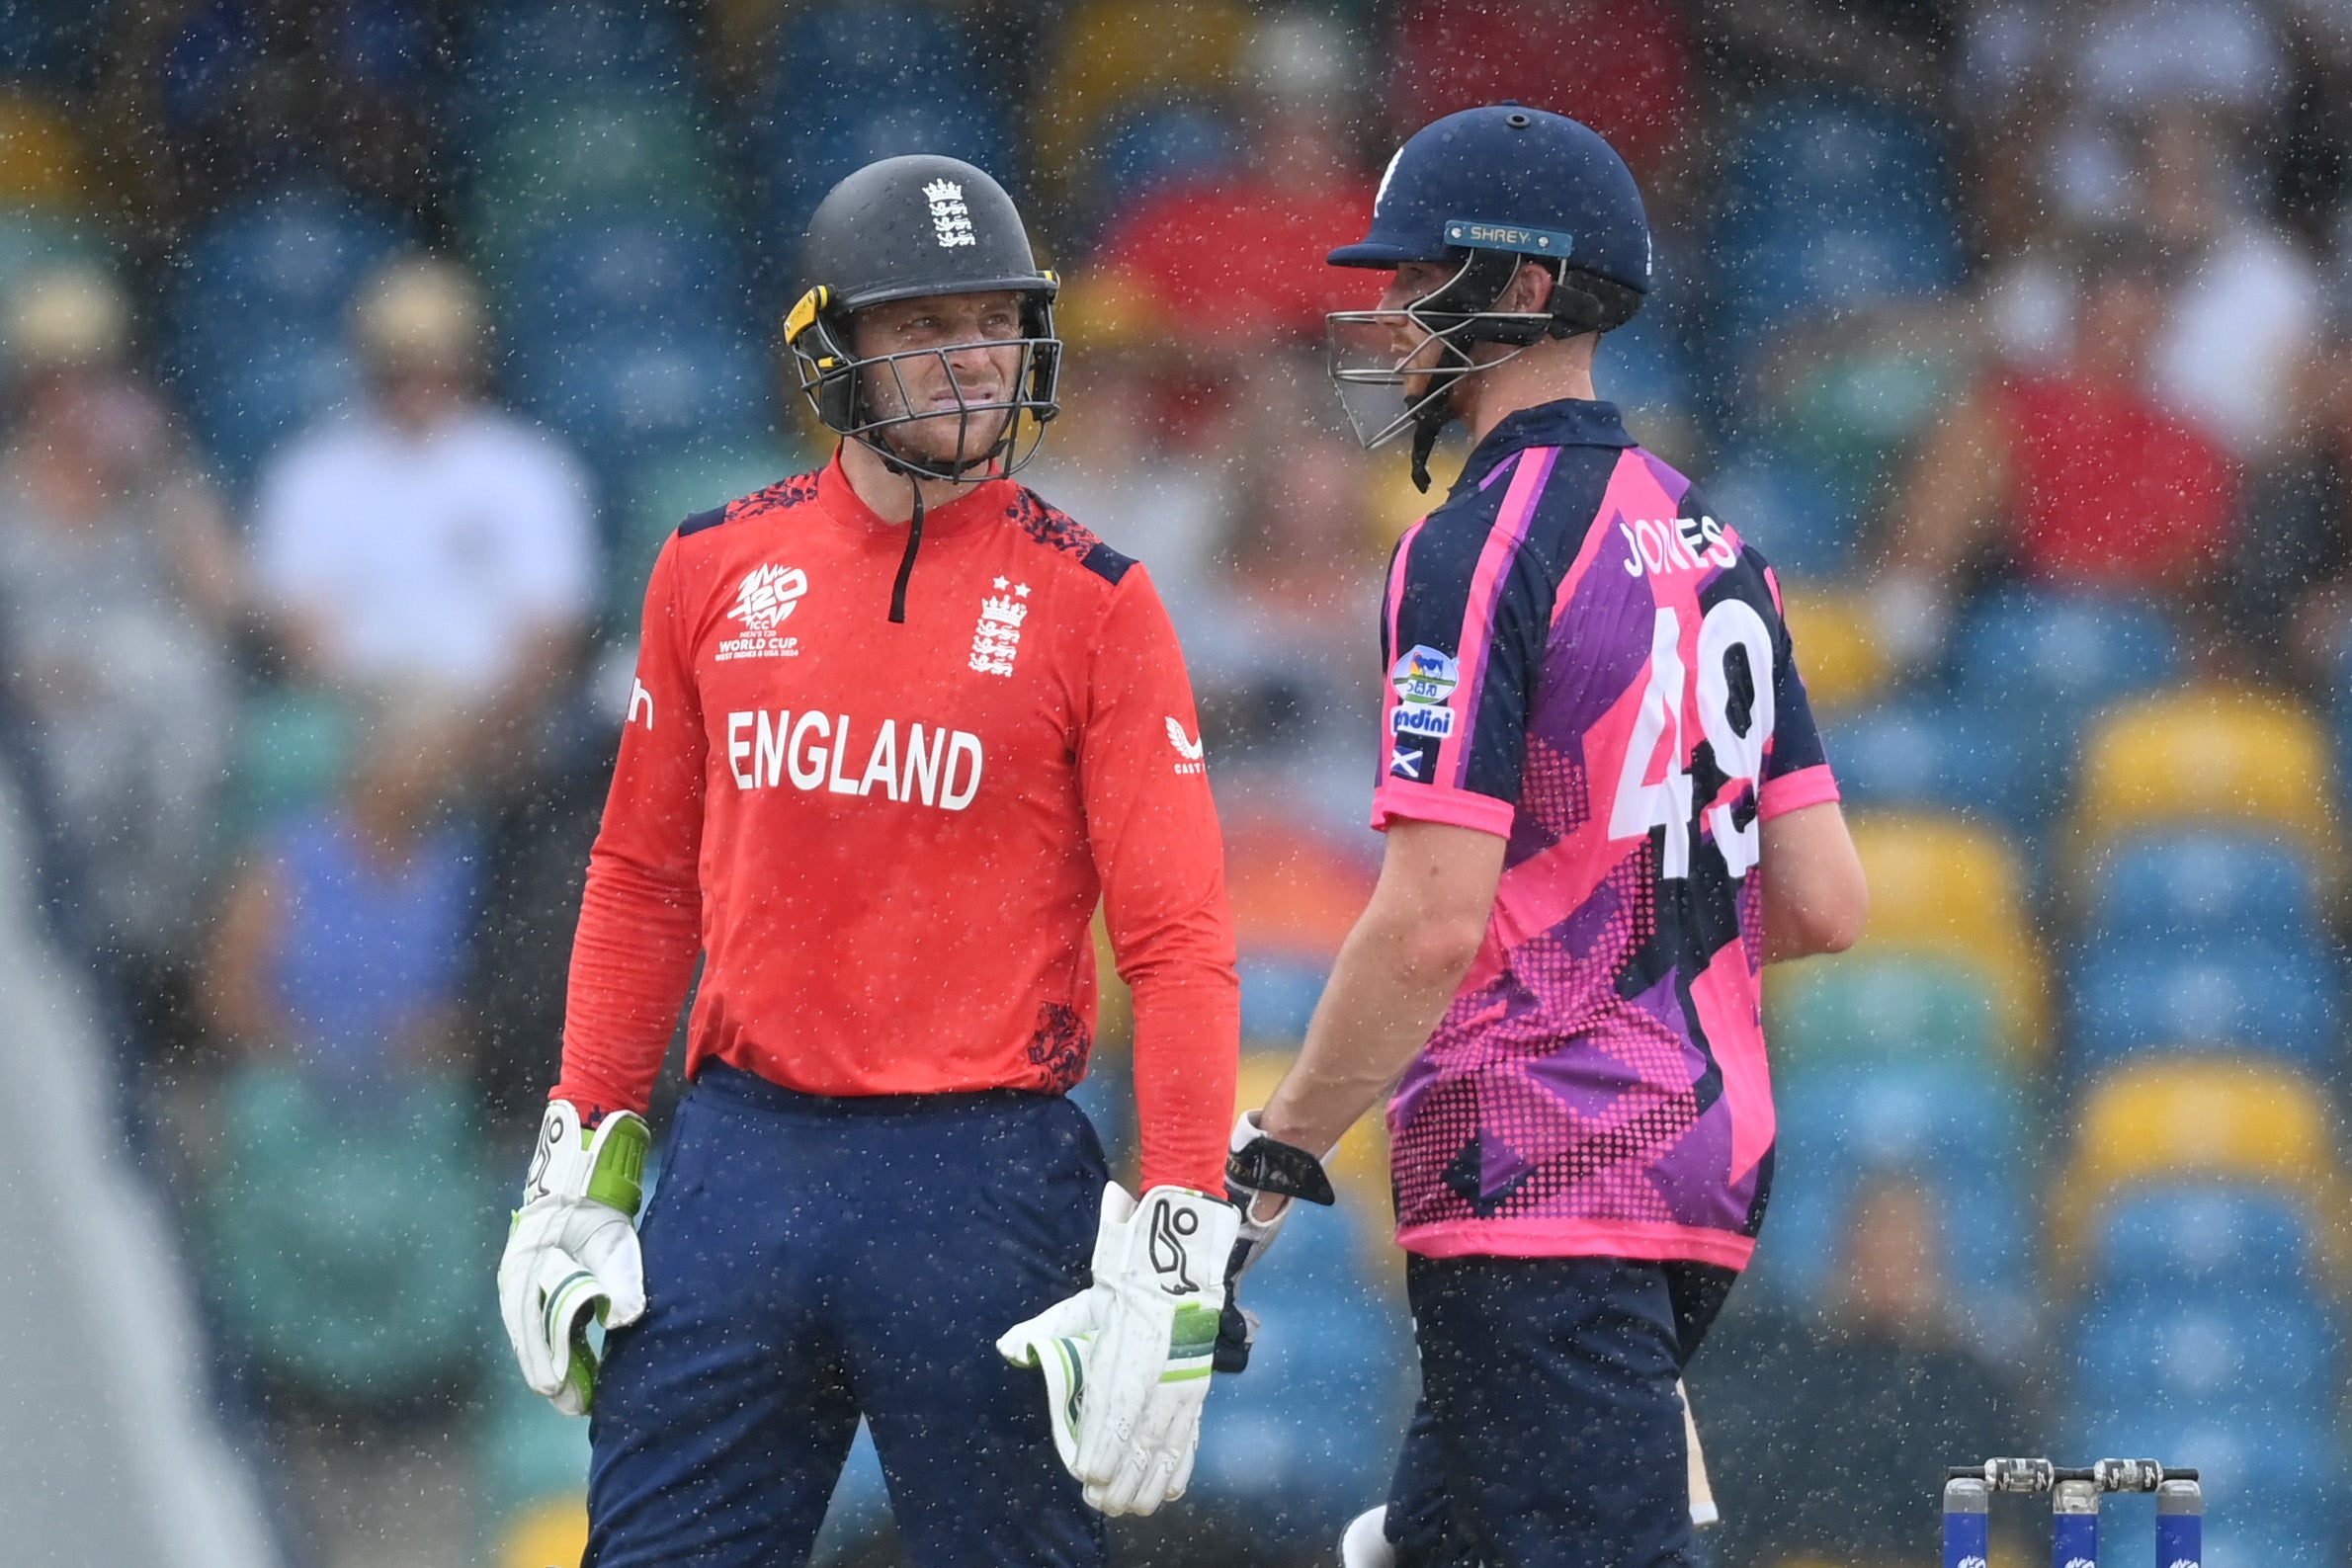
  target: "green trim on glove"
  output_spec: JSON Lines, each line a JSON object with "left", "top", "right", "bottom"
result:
{"left": 1165, "top": 1301, "right": 1219, "bottom": 1381}
{"left": 584, "top": 1112, "right": 651, "bottom": 1217}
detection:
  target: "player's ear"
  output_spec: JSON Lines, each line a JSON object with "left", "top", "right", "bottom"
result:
{"left": 1505, "top": 260, "right": 1555, "bottom": 316}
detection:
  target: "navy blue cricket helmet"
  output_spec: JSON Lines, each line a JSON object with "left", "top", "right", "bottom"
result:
{"left": 1332, "top": 103, "right": 1651, "bottom": 309}
{"left": 1326, "top": 105, "right": 1651, "bottom": 488}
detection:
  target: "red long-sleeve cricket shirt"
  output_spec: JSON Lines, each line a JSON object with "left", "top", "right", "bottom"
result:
{"left": 554, "top": 454, "right": 1239, "bottom": 1194}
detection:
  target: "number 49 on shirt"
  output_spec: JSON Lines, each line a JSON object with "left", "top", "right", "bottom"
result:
{"left": 1609, "top": 602, "right": 1776, "bottom": 881}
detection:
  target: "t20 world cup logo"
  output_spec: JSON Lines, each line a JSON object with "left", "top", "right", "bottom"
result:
{"left": 730, "top": 563, "right": 808, "bottom": 634}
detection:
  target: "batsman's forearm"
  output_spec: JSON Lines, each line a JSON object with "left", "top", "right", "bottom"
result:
{"left": 1258, "top": 913, "right": 1472, "bottom": 1155}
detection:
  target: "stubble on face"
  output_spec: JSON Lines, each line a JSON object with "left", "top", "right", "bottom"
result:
{"left": 851, "top": 291, "right": 1027, "bottom": 463}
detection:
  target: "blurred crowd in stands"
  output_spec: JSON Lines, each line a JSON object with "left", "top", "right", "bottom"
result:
{"left": 1, "top": 0, "right": 2350, "bottom": 1565}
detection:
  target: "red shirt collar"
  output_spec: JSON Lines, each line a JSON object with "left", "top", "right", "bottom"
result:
{"left": 812, "top": 449, "right": 1014, "bottom": 541}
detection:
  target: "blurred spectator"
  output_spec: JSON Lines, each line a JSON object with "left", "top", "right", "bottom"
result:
{"left": 1696, "top": 1179, "right": 2024, "bottom": 1568}
{"left": 1962, "top": 0, "right": 2289, "bottom": 124}
{"left": 1877, "top": 234, "right": 2236, "bottom": 666}
{"left": 250, "top": 254, "right": 597, "bottom": 780}
{"left": 1182, "top": 354, "right": 1384, "bottom": 834}
{"left": 1023, "top": 290, "right": 1232, "bottom": 618}
{"left": 2245, "top": 330, "right": 2352, "bottom": 682}
{"left": 199, "top": 693, "right": 486, "bottom": 1566}
{"left": 0, "top": 264, "right": 239, "bottom": 1041}
{"left": 1092, "top": 11, "right": 1377, "bottom": 345}
{"left": 203, "top": 693, "right": 477, "bottom": 1091}
{"left": 98, "top": 0, "right": 439, "bottom": 242}
{"left": 2141, "top": 107, "right": 2326, "bottom": 464}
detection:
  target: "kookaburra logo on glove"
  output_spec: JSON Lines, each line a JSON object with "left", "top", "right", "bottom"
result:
{"left": 996, "top": 1184, "right": 1240, "bottom": 1517}
{"left": 1148, "top": 1197, "right": 1202, "bottom": 1293}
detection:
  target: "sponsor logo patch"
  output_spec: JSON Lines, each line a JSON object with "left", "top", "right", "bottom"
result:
{"left": 1391, "top": 702, "right": 1456, "bottom": 739}
{"left": 1389, "top": 643, "right": 1460, "bottom": 705}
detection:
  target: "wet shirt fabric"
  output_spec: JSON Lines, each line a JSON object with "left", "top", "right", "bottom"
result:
{"left": 1375, "top": 400, "right": 1838, "bottom": 1269}
{"left": 556, "top": 455, "right": 1238, "bottom": 1195}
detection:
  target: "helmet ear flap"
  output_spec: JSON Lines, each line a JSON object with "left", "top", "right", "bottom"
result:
{"left": 786, "top": 286, "right": 862, "bottom": 433}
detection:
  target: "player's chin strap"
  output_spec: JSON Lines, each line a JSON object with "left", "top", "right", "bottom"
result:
{"left": 864, "top": 418, "right": 1000, "bottom": 624}
{"left": 890, "top": 470, "right": 925, "bottom": 624}
{"left": 1408, "top": 414, "right": 1447, "bottom": 495}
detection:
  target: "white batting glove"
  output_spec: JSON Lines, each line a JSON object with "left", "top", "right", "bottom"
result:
{"left": 998, "top": 1183, "right": 1239, "bottom": 1516}
{"left": 496, "top": 1100, "right": 649, "bottom": 1416}
{"left": 996, "top": 1184, "right": 1134, "bottom": 1475}
{"left": 1076, "top": 1184, "right": 1238, "bottom": 1514}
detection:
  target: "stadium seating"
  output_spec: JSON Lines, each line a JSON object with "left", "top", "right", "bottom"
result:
{"left": 0, "top": 0, "right": 107, "bottom": 83}
{"left": 2088, "top": 1183, "right": 2324, "bottom": 1302}
{"left": 1760, "top": 1058, "right": 2034, "bottom": 1336}
{"left": 1842, "top": 812, "right": 2048, "bottom": 1050}
{"left": 1753, "top": 314, "right": 1972, "bottom": 519}
{"left": 2078, "top": 829, "right": 2318, "bottom": 947}
{"left": 1767, "top": 954, "right": 2002, "bottom": 1077}
{"left": 178, "top": 332, "right": 366, "bottom": 492}
{"left": 165, "top": 187, "right": 412, "bottom": 483}
{"left": 1069, "top": 102, "right": 1245, "bottom": 244}
{"left": 2054, "top": 1059, "right": 2349, "bottom": 1277}
{"left": 2066, "top": 938, "right": 2340, "bottom": 1073}
{"left": 1711, "top": 93, "right": 1963, "bottom": 343}
{"left": 1774, "top": 587, "right": 1887, "bottom": 714}
{"left": 1824, "top": 698, "right": 2045, "bottom": 830}
{"left": 0, "top": 211, "right": 113, "bottom": 306}
{"left": 494, "top": 1497, "right": 588, "bottom": 1568}
{"left": 0, "top": 90, "right": 86, "bottom": 209}
{"left": 1949, "top": 586, "right": 2183, "bottom": 721}
{"left": 455, "top": 0, "right": 696, "bottom": 116}
{"left": 497, "top": 215, "right": 750, "bottom": 357}
{"left": 508, "top": 324, "right": 772, "bottom": 491}
{"left": 1594, "top": 311, "right": 1703, "bottom": 450}
{"left": 224, "top": 685, "right": 361, "bottom": 837}
{"left": 1035, "top": 0, "right": 1253, "bottom": 193}
{"left": 465, "top": 93, "right": 723, "bottom": 262}
{"left": 1189, "top": 1192, "right": 1412, "bottom": 1546}
{"left": 2070, "top": 1291, "right": 2340, "bottom": 1408}
{"left": 480, "top": 1375, "right": 592, "bottom": 1567}
{"left": 172, "top": 186, "right": 410, "bottom": 351}
{"left": 749, "top": 4, "right": 1015, "bottom": 260}
{"left": 2073, "top": 685, "right": 2341, "bottom": 877}
{"left": 204, "top": 1066, "right": 496, "bottom": 1400}
{"left": 1703, "top": 445, "right": 1856, "bottom": 577}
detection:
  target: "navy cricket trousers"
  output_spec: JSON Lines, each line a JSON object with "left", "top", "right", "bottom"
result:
{"left": 584, "top": 1062, "right": 1111, "bottom": 1568}
{"left": 1385, "top": 1255, "right": 1737, "bottom": 1568}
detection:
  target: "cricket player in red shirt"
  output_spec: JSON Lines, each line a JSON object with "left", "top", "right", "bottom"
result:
{"left": 494, "top": 155, "right": 1241, "bottom": 1567}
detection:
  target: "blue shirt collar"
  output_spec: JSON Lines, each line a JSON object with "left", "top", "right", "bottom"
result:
{"left": 1452, "top": 399, "right": 1636, "bottom": 500}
